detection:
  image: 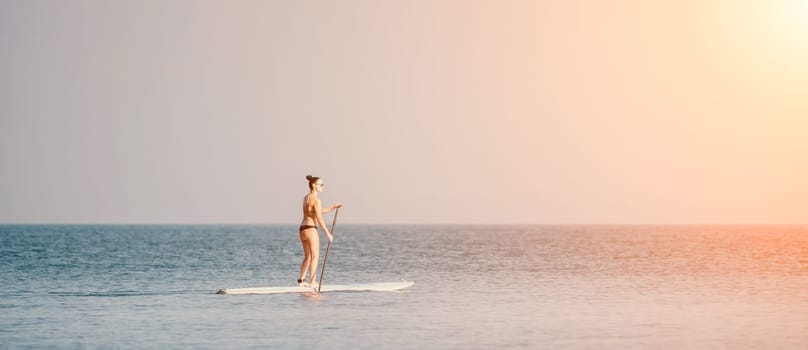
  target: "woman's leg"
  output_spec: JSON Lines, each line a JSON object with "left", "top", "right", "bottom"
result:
{"left": 298, "top": 231, "right": 312, "bottom": 285}
{"left": 307, "top": 231, "right": 320, "bottom": 287}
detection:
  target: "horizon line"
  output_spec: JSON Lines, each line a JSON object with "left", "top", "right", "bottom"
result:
{"left": 1, "top": 222, "right": 806, "bottom": 226}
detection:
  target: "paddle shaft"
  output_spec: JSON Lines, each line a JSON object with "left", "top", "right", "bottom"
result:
{"left": 317, "top": 207, "right": 339, "bottom": 292}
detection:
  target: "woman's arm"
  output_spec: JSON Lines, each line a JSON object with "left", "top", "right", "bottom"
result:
{"left": 321, "top": 202, "right": 342, "bottom": 213}
{"left": 314, "top": 199, "right": 333, "bottom": 241}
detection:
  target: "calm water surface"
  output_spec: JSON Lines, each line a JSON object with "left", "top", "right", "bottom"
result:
{"left": 1, "top": 225, "right": 806, "bottom": 349}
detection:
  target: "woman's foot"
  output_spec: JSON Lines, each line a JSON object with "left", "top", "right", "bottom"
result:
{"left": 297, "top": 278, "right": 305, "bottom": 287}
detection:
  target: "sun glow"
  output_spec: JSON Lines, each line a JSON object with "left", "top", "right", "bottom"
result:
{"left": 772, "top": 1, "right": 808, "bottom": 41}
{"left": 748, "top": 0, "right": 808, "bottom": 72}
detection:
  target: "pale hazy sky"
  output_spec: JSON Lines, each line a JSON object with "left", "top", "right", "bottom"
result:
{"left": 1, "top": 1, "right": 807, "bottom": 224}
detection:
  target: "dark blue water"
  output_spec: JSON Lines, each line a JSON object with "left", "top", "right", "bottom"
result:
{"left": 1, "top": 225, "right": 806, "bottom": 349}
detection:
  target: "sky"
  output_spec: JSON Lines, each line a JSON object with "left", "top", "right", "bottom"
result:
{"left": 1, "top": 0, "right": 807, "bottom": 224}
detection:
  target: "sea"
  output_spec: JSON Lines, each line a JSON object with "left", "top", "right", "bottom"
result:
{"left": 1, "top": 224, "right": 806, "bottom": 349}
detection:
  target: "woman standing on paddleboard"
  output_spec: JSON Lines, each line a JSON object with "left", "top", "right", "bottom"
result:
{"left": 298, "top": 175, "right": 342, "bottom": 288}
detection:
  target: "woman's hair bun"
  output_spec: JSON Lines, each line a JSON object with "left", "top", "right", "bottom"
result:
{"left": 305, "top": 175, "right": 321, "bottom": 189}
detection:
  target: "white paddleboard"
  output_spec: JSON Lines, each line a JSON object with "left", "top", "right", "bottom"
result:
{"left": 216, "top": 280, "right": 414, "bottom": 295}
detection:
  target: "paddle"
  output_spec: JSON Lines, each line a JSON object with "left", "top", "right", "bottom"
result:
{"left": 317, "top": 207, "right": 339, "bottom": 292}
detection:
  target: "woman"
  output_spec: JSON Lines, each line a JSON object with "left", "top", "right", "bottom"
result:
{"left": 298, "top": 175, "right": 342, "bottom": 288}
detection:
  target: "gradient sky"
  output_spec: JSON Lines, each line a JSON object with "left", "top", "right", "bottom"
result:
{"left": 1, "top": 0, "right": 807, "bottom": 224}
